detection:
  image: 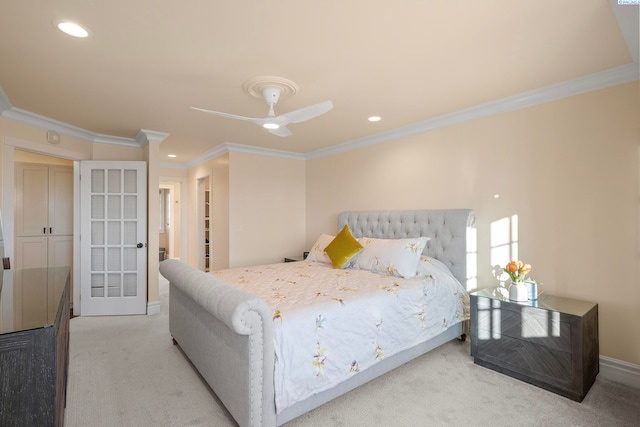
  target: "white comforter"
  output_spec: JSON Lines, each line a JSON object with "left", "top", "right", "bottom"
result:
{"left": 213, "top": 258, "right": 468, "bottom": 413}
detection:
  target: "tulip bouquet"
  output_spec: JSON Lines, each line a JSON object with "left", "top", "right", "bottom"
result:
{"left": 504, "top": 260, "right": 532, "bottom": 283}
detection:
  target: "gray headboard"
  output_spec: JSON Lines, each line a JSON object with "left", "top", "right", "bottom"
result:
{"left": 338, "top": 209, "right": 475, "bottom": 287}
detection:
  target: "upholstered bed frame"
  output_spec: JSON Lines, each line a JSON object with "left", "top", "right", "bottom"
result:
{"left": 159, "top": 209, "right": 475, "bottom": 427}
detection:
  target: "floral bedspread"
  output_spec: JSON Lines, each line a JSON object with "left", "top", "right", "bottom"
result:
{"left": 213, "top": 260, "right": 468, "bottom": 413}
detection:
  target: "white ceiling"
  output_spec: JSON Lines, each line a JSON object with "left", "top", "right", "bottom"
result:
{"left": 0, "top": 0, "right": 637, "bottom": 166}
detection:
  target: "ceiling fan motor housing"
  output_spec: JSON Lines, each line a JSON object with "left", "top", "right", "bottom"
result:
{"left": 262, "top": 87, "right": 281, "bottom": 105}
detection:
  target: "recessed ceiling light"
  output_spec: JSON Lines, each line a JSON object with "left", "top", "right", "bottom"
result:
{"left": 56, "top": 21, "right": 90, "bottom": 38}
{"left": 368, "top": 116, "right": 381, "bottom": 122}
{"left": 167, "top": 154, "right": 177, "bottom": 158}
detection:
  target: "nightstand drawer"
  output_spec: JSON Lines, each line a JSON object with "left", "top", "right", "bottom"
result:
{"left": 476, "top": 303, "right": 572, "bottom": 353}
{"left": 476, "top": 334, "right": 573, "bottom": 385}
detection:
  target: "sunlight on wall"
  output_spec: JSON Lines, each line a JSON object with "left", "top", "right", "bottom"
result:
{"left": 487, "top": 214, "right": 563, "bottom": 340}
{"left": 466, "top": 226, "right": 478, "bottom": 290}
{"left": 490, "top": 214, "right": 518, "bottom": 268}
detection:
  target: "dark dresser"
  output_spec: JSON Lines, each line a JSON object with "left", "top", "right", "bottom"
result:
{"left": 470, "top": 286, "right": 598, "bottom": 402}
{"left": 0, "top": 265, "right": 71, "bottom": 426}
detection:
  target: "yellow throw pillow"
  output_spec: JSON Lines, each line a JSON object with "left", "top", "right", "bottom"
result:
{"left": 324, "top": 225, "right": 363, "bottom": 269}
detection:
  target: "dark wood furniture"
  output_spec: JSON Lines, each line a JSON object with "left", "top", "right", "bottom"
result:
{"left": 284, "top": 252, "right": 308, "bottom": 263}
{"left": 0, "top": 266, "right": 71, "bottom": 426}
{"left": 470, "top": 286, "right": 598, "bottom": 402}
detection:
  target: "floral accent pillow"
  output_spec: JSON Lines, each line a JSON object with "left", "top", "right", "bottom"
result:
{"left": 354, "top": 237, "right": 429, "bottom": 278}
{"left": 306, "top": 233, "right": 335, "bottom": 264}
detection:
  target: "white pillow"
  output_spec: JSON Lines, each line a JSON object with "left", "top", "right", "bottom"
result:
{"left": 354, "top": 236, "right": 429, "bottom": 278}
{"left": 416, "top": 255, "right": 453, "bottom": 277}
{"left": 305, "top": 233, "right": 335, "bottom": 264}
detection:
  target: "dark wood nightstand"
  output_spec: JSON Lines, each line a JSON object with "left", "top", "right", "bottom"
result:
{"left": 284, "top": 252, "right": 308, "bottom": 263}
{"left": 470, "top": 286, "right": 599, "bottom": 402}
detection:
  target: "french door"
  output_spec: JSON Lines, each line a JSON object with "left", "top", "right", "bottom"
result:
{"left": 80, "top": 161, "right": 147, "bottom": 315}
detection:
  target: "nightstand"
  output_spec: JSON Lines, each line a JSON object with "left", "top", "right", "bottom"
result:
{"left": 470, "top": 286, "right": 599, "bottom": 402}
{"left": 284, "top": 252, "right": 308, "bottom": 263}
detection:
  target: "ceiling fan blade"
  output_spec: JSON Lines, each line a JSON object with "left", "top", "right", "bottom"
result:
{"left": 192, "top": 98, "right": 332, "bottom": 137}
{"left": 192, "top": 106, "right": 287, "bottom": 134}
{"left": 268, "top": 126, "right": 292, "bottom": 137}
{"left": 276, "top": 100, "right": 333, "bottom": 125}
{"left": 190, "top": 106, "right": 262, "bottom": 123}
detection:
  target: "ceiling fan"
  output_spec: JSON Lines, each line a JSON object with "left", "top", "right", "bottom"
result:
{"left": 191, "top": 78, "right": 333, "bottom": 137}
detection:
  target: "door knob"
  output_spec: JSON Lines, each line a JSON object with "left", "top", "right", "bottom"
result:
{"left": 137, "top": 243, "right": 144, "bottom": 248}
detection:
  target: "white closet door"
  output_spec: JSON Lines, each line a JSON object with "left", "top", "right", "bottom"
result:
{"left": 48, "top": 166, "right": 74, "bottom": 236}
{"left": 15, "top": 164, "right": 48, "bottom": 237}
{"left": 15, "top": 236, "right": 48, "bottom": 269}
{"left": 80, "top": 161, "right": 147, "bottom": 316}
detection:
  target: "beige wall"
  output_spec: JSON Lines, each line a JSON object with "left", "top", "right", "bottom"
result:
{"left": 159, "top": 166, "right": 188, "bottom": 179}
{"left": 306, "top": 82, "right": 639, "bottom": 364}
{"left": 92, "top": 143, "right": 144, "bottom": 161}
{"left": 228, "top": 152, "right": 306, "bottom": 268}
{"left": 186, "top": 151, "right": 306, "bottom": 270}
{"left": 14, "top": 151, "right": 74, "bottom": 165}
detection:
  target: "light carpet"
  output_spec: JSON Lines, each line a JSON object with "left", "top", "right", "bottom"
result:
{"left": 64, "top": 274, "right": 640, "bottom": 427}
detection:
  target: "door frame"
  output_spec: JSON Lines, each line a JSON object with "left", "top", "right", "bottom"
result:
{"left": 159, "top": 176, "right": 188, "bottom": 262}
{"left": 2, "top": 136, "right": 89, "bottom": 314}
{"left": 160, "top": 176, "right": 189, "bottom": 262}
{"left": 196, "top": 175, "right": 211, "bottom": 271}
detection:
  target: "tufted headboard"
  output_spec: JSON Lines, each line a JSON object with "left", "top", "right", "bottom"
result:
{"left": 338, "top": 209, "right": 475, "bottom": 287}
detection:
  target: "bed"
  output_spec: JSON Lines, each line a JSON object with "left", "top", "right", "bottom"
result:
{"left": 159, "top": 209, "right": 474, "bottom": 427}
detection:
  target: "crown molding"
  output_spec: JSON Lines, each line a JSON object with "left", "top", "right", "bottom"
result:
{"left": 306, "top": 63, "right": 640, "bottom": 160}
{"left": 136, "top": 129, "right": 170, "bottom": 146}
{"left": 184, "top": 142, "right": 231, "bottom": 168}
{"left": 2, "top": 61, "right": 637, "bottom": 168}
{"left": 0, "top": 86, "right": 11, "bottom": 113}
{"left": 225, "top": 142, "right": 305, "bottom": 160}
{"left": 1, "top": 106, "right": 145, "bottom": 147}
{"left": 183, "top": 141, "right": 304, "bottom": 169}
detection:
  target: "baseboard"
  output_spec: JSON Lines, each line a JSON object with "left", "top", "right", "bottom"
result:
{"left": 147, "top": 301, "right": 161, "bottom": 316}
{"left": 599, "top": 355, "right": 640, "bottom": 389}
